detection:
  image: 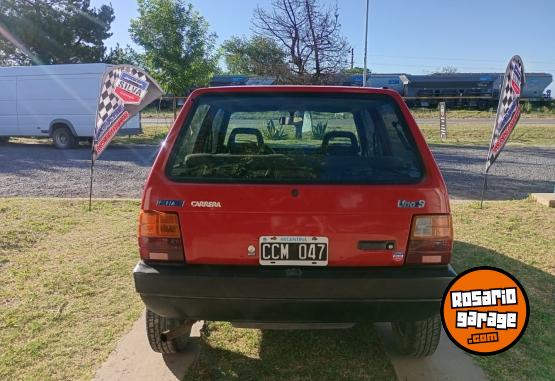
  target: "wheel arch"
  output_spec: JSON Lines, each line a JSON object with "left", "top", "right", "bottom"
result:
{"left": 48, "top": 119, "right": 78, "bottom": 137}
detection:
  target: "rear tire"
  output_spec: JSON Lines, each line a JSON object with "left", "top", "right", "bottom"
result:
{"left": 391, "top": 313, "right": 441, "bottom": 357}
{"left": 52, "top": 126, "right": 76, "bottom": 149}
{"left": 145, "top": 309, "right": 191, "bottom": 354}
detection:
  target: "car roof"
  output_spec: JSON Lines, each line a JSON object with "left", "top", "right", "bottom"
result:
{"left": 190, "top": 85, "right": 401, "bottom": 98}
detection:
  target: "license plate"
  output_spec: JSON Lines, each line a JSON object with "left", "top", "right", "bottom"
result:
{"left": 259, "top": 236, "right": 328, "bottom": 266}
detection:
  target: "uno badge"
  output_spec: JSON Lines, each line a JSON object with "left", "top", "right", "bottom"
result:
{"left": 441, "top": 267, "right": 529, "bottom": 355}
{"left": 114, "top": 72, "right": 149, "bottom": 105}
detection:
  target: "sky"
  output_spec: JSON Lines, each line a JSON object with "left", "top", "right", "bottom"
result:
{"left": 91, "top": 0, "right": 555, "bottom": 92}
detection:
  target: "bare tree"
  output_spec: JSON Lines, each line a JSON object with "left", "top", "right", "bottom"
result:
{"left": 252, "top": 0, "right": 350, "bottom": 83}
{"left": 437, "top": 66, "right": 458, "bottom": 74}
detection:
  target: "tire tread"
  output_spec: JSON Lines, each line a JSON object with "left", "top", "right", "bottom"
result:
{"left": 391, "top": 313, "right": 441, "bottom": 357}
{"left": 146, "top": 309, "right": 190, "bottom": 354}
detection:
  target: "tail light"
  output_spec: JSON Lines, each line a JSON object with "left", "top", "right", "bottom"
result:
{"left": 406, "top": 215, "right": 453, "bottom": 265}
{"left": 138, "top": 211, "right": 184, "bottom": 263}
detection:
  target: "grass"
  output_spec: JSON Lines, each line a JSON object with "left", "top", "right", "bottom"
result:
{"left": 185, "top": 323, "right": 396, "bottom": 381}
{"left": 450, "top": 199, "right": 554, "bottom": 381}
{"left": 410, "top": 107, "right": 555, "bottom": 119}
{"left": 419, "top": 123, "right": 555, "bottom": 146}
{"left": 5, "top": 112, "right": 554, "bottom": 147}
{"left": 6, "top": 125, "right": 171, "bottom": 147}
{"left": 0, "top": 198, "right": 553, "bottom": 380}
{"left": 134, "top": 118, "right": 555, "bottom": 147}
{"left": 0, "top": 199, "right": 143, "bottom": 381}
{"left": 112, "top": 124, "right": 170, "bottom": 145}
{"left": 142, "top": 105, "right": 555, "bottom": 121}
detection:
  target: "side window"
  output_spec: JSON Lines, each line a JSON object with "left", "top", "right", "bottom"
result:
{"left": 374, "top": 102, "right": 419, "bottom": 163}
{"left": 210, "top": 109, "right": 226, "bottom": 153}
{"left": 171, "top": 104, "right": 210, "bottom": 164}
{"left": 358, "top": 109, "right": 376, "bottom": 156}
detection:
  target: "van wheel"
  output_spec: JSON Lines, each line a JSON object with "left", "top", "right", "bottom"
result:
{"left": 52, "top": 126, "right": 76, "bottom": 149}
{"left": 391, "top": 313, "right": 441, "bottom": 357}
{"left": 146, "top": 309, "right": 191, "bottom": 354}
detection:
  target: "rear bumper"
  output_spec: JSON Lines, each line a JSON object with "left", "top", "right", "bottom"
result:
{"left": 133, "top": 261, "right": 456, "bottom": 323}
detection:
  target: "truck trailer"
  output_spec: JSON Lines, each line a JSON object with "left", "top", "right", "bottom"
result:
{"left": 0, "top": 63, "right": 141, "bottom": 149}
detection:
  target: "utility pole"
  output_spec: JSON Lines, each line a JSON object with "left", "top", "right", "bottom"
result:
{"left": 362, "top": 0, "right": 369, "bottom": 86}
{"left": 351, "top": 48, "right": 354, "bottom": 69}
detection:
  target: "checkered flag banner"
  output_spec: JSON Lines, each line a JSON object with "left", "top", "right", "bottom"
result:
{"left": 485, "top": 55, "right": 525, "bottom": 172}
{"left": 93, "top": 65, "right": 163, "bottom": 161}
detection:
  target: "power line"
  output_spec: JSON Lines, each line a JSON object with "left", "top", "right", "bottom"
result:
{"left": 352, "top": 60, "right": 554, "bottom": 73}
{"left": 366, "top": 53, "right": 554, "bottom": 66}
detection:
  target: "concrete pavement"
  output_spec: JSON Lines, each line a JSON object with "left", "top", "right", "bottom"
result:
{"left": 94, "top": 316, "right": 488, "bottom": 381}
{"left": 93, "top": 313, "right": 204, "bottom": 381}
{"left": 375, "top": 323, "right": 488, "bottom": 381}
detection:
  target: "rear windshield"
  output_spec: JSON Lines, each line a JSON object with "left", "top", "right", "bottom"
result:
{"left": 166, "top": 93, "right": 424, "bottom": 184}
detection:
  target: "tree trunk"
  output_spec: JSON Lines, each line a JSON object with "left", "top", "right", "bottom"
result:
{"left": 173, "top": 95, "right": 177, "bottom": 121}
{"left": 305, "top": 0, "right": 320, "bottom": 79}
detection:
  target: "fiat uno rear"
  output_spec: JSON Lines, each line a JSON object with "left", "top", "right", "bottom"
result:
{"left": 134, "top": 86, "right": 456, "bottom": 356}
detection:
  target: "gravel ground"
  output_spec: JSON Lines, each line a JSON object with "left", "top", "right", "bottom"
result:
{"left": 0, "top": 141, "right": 553, "bottom": 200}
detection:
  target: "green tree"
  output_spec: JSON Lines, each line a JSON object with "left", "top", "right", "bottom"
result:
{"left": 104, "top": 43, "right": 143, "bottom": 66}
{"left": 221, "top": 35, "right": 288, "bottom": 79}
{"left": 0, "top": 0, "right": 114, "bottom": 65}
{"left": 130, "top": 0, "right": 218, "bottom": 116}
{"left": 343, "top": 67, "right": 365, "bottom": 74}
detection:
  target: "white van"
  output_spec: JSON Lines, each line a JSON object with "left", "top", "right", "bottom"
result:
{"left": 0, "top": 63, "right": 141, "bottom": 149}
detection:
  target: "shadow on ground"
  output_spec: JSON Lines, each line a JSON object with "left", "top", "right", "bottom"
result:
{"left": 181, "top": 322, "right": 395, "bottom": 381}
{"left": 450, "top": 241, "right": 554, "bottom": 381}
{"left": 161, "top": 241, "right": 554, "bottom": 381}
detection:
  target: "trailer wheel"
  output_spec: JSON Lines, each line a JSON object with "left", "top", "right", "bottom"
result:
{"left": 52, "top": 125, "right": 77, "bottom": 149}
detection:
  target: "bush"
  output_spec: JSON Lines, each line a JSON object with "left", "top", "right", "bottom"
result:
{"left": 522, "top": 101, "right": 533, "bottom": 114}
{"left": 264, "top": 119, "right": 288, "bottom": 140}
{"left": 312, "top": 121, "right": 328, "bottom": 139}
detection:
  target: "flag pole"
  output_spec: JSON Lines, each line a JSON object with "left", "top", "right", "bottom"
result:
{"left": 479, "top": 170, "right": 488, "bottom": 209}
{"left": 362, "top": 0, "right": 370, "bottom": 87}
{"left": 481, "top": 103, "right": 499, "bottom": 209}
{"left": 88, "top": 148, "right": 94, "bottom": 212}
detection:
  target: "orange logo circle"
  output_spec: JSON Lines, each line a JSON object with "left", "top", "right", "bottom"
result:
{"left": 441, "top": 266, "right": 529, "bottom": 355}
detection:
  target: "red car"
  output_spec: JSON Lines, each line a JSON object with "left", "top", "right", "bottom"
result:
{"left": 134, "top": 86, "right": 455, "bottom": 357}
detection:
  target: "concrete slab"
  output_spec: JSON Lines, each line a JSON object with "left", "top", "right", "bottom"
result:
{"left": 93, "top": 313, "right": 203, "bottom": 381}
{"left": 96, "top": 315, "right": 489, "bottom": 381}
{"left": 531, "top": 193, "right": 555, "bottom": 207}
{"left": 375, "top": 323, "right": 488, "bottom": 381}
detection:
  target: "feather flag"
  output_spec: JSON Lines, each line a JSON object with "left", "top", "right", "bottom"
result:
{"left": 485, "top": 56, "right": 525, "bottom": 172}
{"left": 89, "top": 65, "right": 163, "bottom": 210}
{"left": 93, "top": 65, "right": 163, "bottom": 161}
{"left": 480, "top": 56, "right": 525, "bottom": 207}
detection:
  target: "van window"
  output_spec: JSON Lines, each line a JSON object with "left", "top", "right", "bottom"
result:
{"left": 167, "top": 93, "right": 423, "bottom": 184}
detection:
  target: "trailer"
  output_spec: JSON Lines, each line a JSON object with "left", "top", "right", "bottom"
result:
{"left": 0, "top": 63, "right": 141, "bottom": 149}
{"left": 209, "top": 72, "right": 553, "bottom": 109}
